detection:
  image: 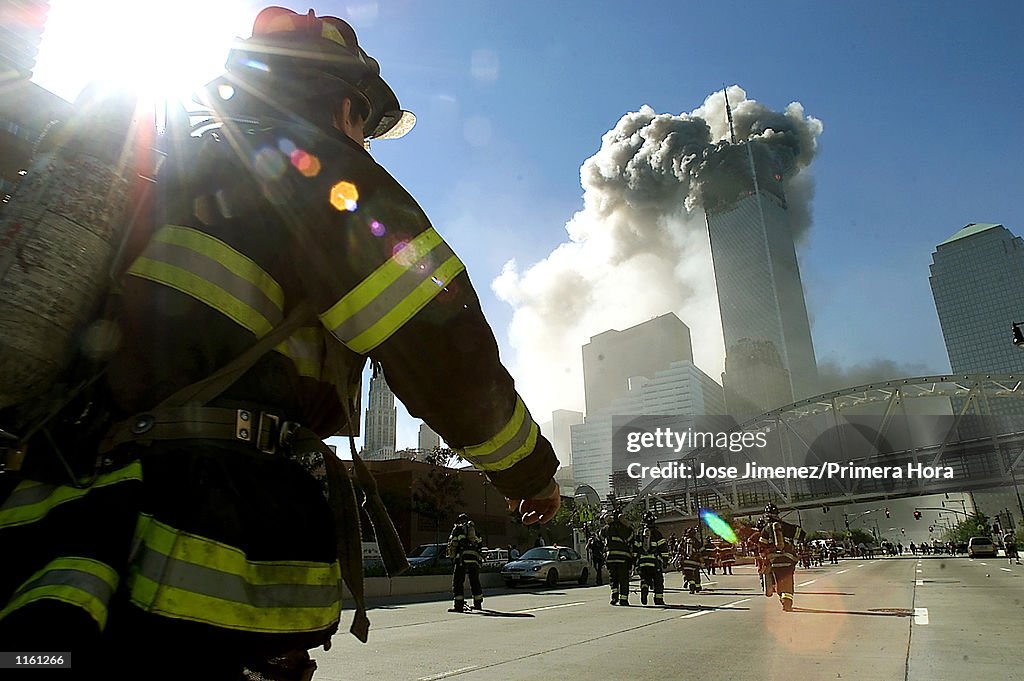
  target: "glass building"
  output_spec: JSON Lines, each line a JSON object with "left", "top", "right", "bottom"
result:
{"left": 704, "top": 142, "right": 818, "bottom": 419}
{"left": 929, "top": 223, "right": 1024, "bottom": 376}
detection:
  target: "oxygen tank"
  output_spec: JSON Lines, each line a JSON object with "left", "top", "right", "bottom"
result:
{"left": 0, "top": 85, "right": 149, "bottom": 409}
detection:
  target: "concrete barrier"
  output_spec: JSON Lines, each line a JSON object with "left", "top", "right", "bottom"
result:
{"left": 343, "top": 572, "right": 506, "bottom": 600}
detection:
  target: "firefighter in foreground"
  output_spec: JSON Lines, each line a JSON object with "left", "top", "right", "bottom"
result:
{"left": 757, "top": 504, "right": 805, "bottom": 612}
{"left": 448, "top": 513, "right": 485, "bottom": 611}
{"left": 602, "top": 509, "right": 634, "bottom": 605}
{"left": 0, "top": 7, "right": 559, "bottom": 678}
{"left": 633, "top": 511, "right": 667, "bottom": 606}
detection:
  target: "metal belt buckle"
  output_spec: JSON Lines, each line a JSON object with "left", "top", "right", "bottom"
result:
{"left": 257, "top": 412, "right": 280, "bottom": 455}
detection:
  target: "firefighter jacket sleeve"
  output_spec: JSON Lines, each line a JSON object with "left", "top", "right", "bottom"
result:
{"left": 287, "top": 131, "right": 558, "bottom": 501}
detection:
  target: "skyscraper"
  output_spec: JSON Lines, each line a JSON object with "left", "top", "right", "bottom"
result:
{"left": 703, "top": 142, "right": 818, "bottom": 419}
{"left": 362, "top": 363, "right": 397, "bottom": 460}
{"left": 572, "top": 314, "right": 725, "bottom": 499}
{"left": 929, "top": 223, "right": 1024, "bottom": 376}
{"left": 582, "top": 313, "right": 693, "bottom": 416}
{"left": 929, "top": 222, "right": 1024, "bottom": 526}
{"left": 0, "top": 0, "right": 49, "bottom": 80}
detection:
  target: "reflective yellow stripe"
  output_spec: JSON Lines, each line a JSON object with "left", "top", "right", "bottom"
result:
{"left": 127, "top": 225, "right": 283, "bottom": 337}
{"left": 453, "top": 396, "right": 538, "bottom": 472}
{"left": 0, "top": 462, "right": 143, "bottom": 529}
{"left": 0, "top": 556, "right": 119, "bottom": 629}
{"left": 127, "top": 225, "right": 325, "bottom": 380}
{"left": 128, "top": 515, "right": 341, "bottom": 633}
{"left": 321, "top": 228, "right": 465, "bottom": 353}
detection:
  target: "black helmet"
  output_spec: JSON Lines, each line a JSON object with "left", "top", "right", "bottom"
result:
{"left": 223, "top": 6, "right": 415, "bottom": 140}
{"left": 764, "top": 503, "right": 779, "bottom": 518}
{"left": 642, "top": 511, "right": 656, "bottom": 524}
{"left": 457, "top": 513, "right": 470, "bottom": 523}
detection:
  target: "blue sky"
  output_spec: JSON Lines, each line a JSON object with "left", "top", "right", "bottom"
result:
{"left": 32, "top": 1, "right": 1024, "bottom": 450}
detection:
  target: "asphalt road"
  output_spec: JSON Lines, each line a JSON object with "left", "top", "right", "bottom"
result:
{"left": 311, "top": 555, "right": 1024, "bottom": 681}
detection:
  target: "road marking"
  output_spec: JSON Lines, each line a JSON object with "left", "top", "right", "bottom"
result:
{"left": 418, "top": 667, "right": 480, "bottom": 681}
{"left": 798, "top": 579, "right": 816, "bottom": 587}
{"left": 1001, "top": 568, "right": 1013, "bottom": 572}
{"left": 836, "top": 569, "right": 849, "bottom": 574}
{"left": 681, "top": 609, "right": 712, "bottom": 619}
{"left": 914, "top": 607, "right": 929, "bottom": 625}
{"left": 856, "top": 564, "right": 866, "bottom": 569}
{"left": 979, "top": 562, "right": 988, "bottom": 566}
{"left": 513, "top": 602, "right": 584, "bottom": 613}
{"left": 916, "top": 569, "right": 923, "bottom": 573}
{"left": 681, "top": 598, "right": 750, "bottom": 619}
{"left": 915, "top": 580, "right": 924, "bottom": 586}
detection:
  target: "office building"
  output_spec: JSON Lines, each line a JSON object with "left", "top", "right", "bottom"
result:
{"left": 571, "top": 359, "right": 725, "bottom": 499}
{"left": 703, "top": 142, "right": 818, "bottom": 419}
{"left": 582, "top": 313, "right": 693, "bottom": 416}
{"left": 362, "top": 363, "right": 397, "bottom": 460}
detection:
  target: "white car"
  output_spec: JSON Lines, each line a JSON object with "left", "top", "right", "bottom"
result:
{"left": 481, "top": 548, "right": 509, "bottom": 568}
{"left": 500, "top": 546, "right": 590, "bottom": 587}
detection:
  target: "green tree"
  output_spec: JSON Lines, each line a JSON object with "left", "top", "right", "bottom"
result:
{"left": 411, "top": 447, "right": 465, "bottom": 555}
{"left": 940, "top": 512, "right": 990, "bottom": 545}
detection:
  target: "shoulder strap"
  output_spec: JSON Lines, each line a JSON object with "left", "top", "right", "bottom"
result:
{"left": 155, "top": 301, "right": 315, "bottom": 410}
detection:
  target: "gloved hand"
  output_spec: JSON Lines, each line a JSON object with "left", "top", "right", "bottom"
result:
{"left": 507, "top": 479, "right": 560, "bottom": 525}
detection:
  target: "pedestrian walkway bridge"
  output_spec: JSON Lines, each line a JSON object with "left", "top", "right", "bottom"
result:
{"left": 622, "top": 374, "right": 1024, "bottom": 520}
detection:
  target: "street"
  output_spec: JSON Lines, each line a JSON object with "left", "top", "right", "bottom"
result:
{"left": 311, "top": 556, "right": 1024, "bottom": 681}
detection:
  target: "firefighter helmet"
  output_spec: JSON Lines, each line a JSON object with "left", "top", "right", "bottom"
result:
{"left": 225, "top": 6, "right": 415, "bottom": 140}
{"left": 457, "top": 513, "right": 470, "bottom": 523}
{"left": 764, "top": 503, "right": 780, "bottom": 518}
{"left": 642, "top": 511, "right": 656, "bottom": 525}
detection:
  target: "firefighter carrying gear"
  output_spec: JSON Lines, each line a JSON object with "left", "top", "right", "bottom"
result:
{"left": 758, "top": 513, "right": 805, "bottom": 612}
{"left": 633, "top": 512, "right": 667, "bottom": 606}
{"left": 449, "top": 517, "right": 484, "bottom": 611}
{"left": 602, "top": 512, "right": 633, "bottom": 606}
{"left": 677, "top": 529, "right": 704, "bottom": 594}
{"left": 0, "top": 7, "right": 558, "bottom": 676}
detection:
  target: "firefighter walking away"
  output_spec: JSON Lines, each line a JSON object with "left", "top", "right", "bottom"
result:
{"left": 0, "top": 6, "right": 560, "bottom": 679}
{"left": 449, "top": 513, "right": 485, "bottom": 612}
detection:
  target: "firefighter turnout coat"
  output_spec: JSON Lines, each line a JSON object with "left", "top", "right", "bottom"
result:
{"left": 0, "top": 113, "right": 558, "bottom": 665}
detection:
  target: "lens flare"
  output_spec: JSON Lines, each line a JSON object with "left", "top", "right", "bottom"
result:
{"left": 329, "top": 180, "right": 359, "bottom": 212}
{"left": 700, "top": 508, "right": 737, "bottom": 543}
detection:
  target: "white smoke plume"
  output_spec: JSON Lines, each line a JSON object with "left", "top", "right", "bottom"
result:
{"left": 492, "top": 86, "right": 824, "bottom": 421}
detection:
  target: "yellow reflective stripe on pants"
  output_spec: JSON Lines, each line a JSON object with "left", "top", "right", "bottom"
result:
{"left": 0, "top": 462, "right": 143, "bottom": 529}
{"left": 128, "top": 514, "right": 342, "bottom": 633}
{"left": 0, "top": 556, "right": 119, "bottom": 630}
{"left": 453, "top": 396, "right": 538, "bottom": 472}
{"left": 320, "top": 227, "right": 466, "bottom": 354}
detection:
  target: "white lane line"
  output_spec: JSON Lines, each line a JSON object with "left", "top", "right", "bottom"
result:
{"left": 513, "top": 602, "right": 584, "bottom": 613}
{"left": 1001, "top": 568, "right": 1013, "bottom": 572}
{"left": 681, "top": 598, "right": 750, "bottom": 619}
{"left": 704, "top": 581, "right": 718, "bottom": 586}
{"left": 915, "top": 579, "right": 924, "bottom": 586}
{"left": 418, "top": 667, "right": 480, "bottom": 681}
{"left": 979, "top": 562, "right": 988, "bottom": 566}
{"left": 798, "top": 579, "right": 817, "bottom": 587}
{"left": 916, "top": 569, "right": 923, "bottom": 573}
{"left": 856, "top": 564, "right": 866, "bottom": 569}
{"left": 913, "top": 607, "right": 929, "bottom": 625}
{"left": 836, "top": 569, "right": 849, "bottom": 574}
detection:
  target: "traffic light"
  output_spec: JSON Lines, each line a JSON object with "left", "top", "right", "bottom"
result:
{"left": 914, "top": 511, "right": 922, "bottom": 520}
{"left": 885, "top": 507, "right": 890, "bottom": 518}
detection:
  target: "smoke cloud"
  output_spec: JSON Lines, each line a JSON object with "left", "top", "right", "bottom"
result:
{"left": 492, "top": 86, "right": 824, "bottom": 421}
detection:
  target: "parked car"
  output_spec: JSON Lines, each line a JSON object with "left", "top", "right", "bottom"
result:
{"left": 500, "top": 546, "right": 589, "bottom": 587}
{"left": 967, "top": 536, "right": 997, "bottom": 558}
{"left": 481, "top": 548, "right": 509, "bottom": 568}
{"left": 407, "top": 543, "right": 452, "bottom": 569}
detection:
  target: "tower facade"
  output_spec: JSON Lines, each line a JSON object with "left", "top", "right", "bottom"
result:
{"left": 704, "top": 142, "right": 818, "bottom": 420}
{"left": 929, "top": 223, "right": 1024, "bottom": 376}
{"left": 362, "top": 363, "right": 397, "bottom": 460}
{"left": 582, "top": 313, "right": 693, "bottom": 416}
